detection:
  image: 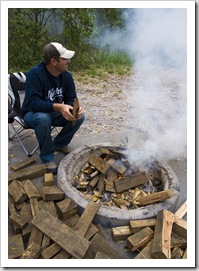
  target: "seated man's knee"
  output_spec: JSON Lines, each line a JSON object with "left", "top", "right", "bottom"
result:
{"left": 35, "top": 113, "right": 51, "bottom": 127}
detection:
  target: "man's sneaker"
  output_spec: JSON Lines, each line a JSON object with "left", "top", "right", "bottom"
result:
{"left": 44, "top": 161, "right": 58, "bottom": 174}
{"left": 54, "top": 145, "right": 71, "bottom": 155}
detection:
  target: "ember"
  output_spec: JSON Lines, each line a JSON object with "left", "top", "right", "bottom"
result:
{"left": 72, "top": 146, "right": 173, "bottom": 210}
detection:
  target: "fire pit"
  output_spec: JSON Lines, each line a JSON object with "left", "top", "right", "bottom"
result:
{"left": 57, "top": 143, "right": 180, "bottom": 227}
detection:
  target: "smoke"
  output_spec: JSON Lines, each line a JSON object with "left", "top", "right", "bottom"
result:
{"left": 96, "top": 8, "right": 187, "bottom": 165}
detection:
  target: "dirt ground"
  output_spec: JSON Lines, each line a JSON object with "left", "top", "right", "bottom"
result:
{"left": 74, "top": 73, "right": 135, "bottom": 137}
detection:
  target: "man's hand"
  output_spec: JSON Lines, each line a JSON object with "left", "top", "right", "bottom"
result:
{"left": 53, "top": 103, "right": 76, "bottom": 121}
{"left": 76, "top": 106, "right": 84, "bottom": 120}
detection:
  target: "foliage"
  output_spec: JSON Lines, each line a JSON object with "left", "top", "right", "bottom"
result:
{"left": 58, "top": 8, "right": 95, "bottom": 69}
{"left": 8, "top": 8, "right": 56, "bottom": 71}
{"left": 8, "top": 8, "right": 132, "bottom": 77}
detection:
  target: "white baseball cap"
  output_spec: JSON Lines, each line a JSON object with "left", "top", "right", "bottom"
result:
{"left": 50, "top": 42, "right": 75, "bottom": 59}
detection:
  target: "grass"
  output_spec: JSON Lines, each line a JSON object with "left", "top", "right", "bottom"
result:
{"left": 74, "top": 50, "right": 133, "bottom": 84}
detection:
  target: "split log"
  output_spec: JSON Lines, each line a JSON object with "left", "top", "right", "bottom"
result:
{"left": 30, "top": 198, "right": 40, "bottom": 217}
{"left": 90, "top": 170, "right": 99, "bottom": 179}
{"left": 8, "top": 234, "right": 24, "bottom": 259}
{"left": 171, "top": 232, "right": 187, "bottom": 249}
{"left": 39, "top": 200, "right": 59, "bottom": 249}
{"left": 53, "top": 250, "right": 71, "bottom": 259}
{"left": 129, "top": 218, "right": 156, "bottom": 234}
{"left": 151, "top": 209, "right": 174, "bottom": 259}
{"left": 105, "top": 168, "right": 118, "bottom": 192}
{"left": 8, "top": 196, "right": 17, "bottom": 215}
{"left": 174, "top": 200, "right": 187, "bottom": 219}
{"left": 21, "top": 179, "right": 41, "bottom": 199}
{"left": 95, "top": 173, "right": 105, "bottom": 194}
{"left": 99, "top": 147, "right": 126, "bottom": 158}
{"left": 62, "top": 213, "right": 80, "bottom": 228}
{"left": 40, "top": 186, "right": 65, "bottom": 201}
{"left": 137, "top": 189, "right": 175, "bottom": 206}
{"left": 8, "top": 196, "right": 21, "bottom": 233}
{"left": 15, "top": 202, "right": 27, "bottom": 211}
{"left": 171, "top": 247, "right": 184, "bottom": 259}
{"left": 111, "top": 225, "right": 131, "bottom": 241}
{"left": 114, "top": 171, "right": 148, "bottom": 193}
{"left": 95, "top": 224, "right": 106, "bottom": 240}
{"left": 55, "top": 198, "right": 78, "bottom": 220}
{"left": 88, "top": 153, "right": 111, "bottom": 175}
{"left": 9, "top": 213, "right": 28, "bottom": 229}
{"left": 41, "top": 243, "right": 62, "bottom": 259}
{"left": 41, "top": 235, "right": 51, "bottom": 251}
{"left": 73, "top": 201, "right": 100, "bottom": 237}
{"left": 84, "top": 233, "right": 122, "bottom": 259}
{"left": 110, "top": 160, "right": 127, "bottom": 174}
{"left": 28, "top": 226, "right": 43, "bottom": 247}
{"left": 8, "top": 164, "right": 47, "bottom": 183}
{"left": 39, "top": 200, "right": 58, "bottom": 218}
{"left": 134, "top": 240, "right": 155, "bottom": 259}
{"left": 84, "top": 224, "right": 99, "bottom": 240}
{"left": 8, "top": 180, "right": 28, "bottom": 204}
{"left": 127, "top": 227, "right": 154, "bottom": 252}
{"left": 19, "top": 204, "right": 33, "bottom": 242}
{"left": 44, "top": 173, "right": 54, "bottom": 186}
{"left": 88, "top": 174, "right": 100, "bottom": 189}
{"left": 31, "top": 209, "right": 90, "bottom": 259}
{"left": 10, "top": 157, "right": 36, "bottom": 172}
{"left": 28, "top": 198, "right": 43, "bottom": 247}
{"left": 172, "top": 215, "right": 187, "bottom": 239}
{"left": 20, "top": 241, "right": 42, "bottom": 259}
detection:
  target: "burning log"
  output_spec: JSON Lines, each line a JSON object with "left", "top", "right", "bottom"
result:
{"left": 88, "top": 174, "right": 100, "bottom": 189}
{"left": 95, "top": 173, "right": 105, "bottom": 195}
{"left": 136, "top": 189, "right": 175, "bottom": 206}
{"left": 88, "top": 154, "right": 111, "bottom": 175}
{"left": 114, "top": 171, "right": 148, "bottom": 193}
{"left": 105, "top": 168, "right": 118, "bottom": 192}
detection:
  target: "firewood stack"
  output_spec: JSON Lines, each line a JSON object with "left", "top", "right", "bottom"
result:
{"left": 8, "top": 157, "right": 187, "bottom": 259}
{"left": 111, "top": 201, "right": 187, "bottom": 259}
{"left": 8, "top": 158, "right": 122, "bottom": 259}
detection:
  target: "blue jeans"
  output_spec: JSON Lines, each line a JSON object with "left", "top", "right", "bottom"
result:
{"left": 23, "top": 111, "right": 85, "bottom": 163}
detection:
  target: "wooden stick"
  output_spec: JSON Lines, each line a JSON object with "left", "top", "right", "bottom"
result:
{"left": 72, "top": 98, "right": 79, "bottom": 126}
{"left": 174, "top": 200, "right": 187, "bottom": 219}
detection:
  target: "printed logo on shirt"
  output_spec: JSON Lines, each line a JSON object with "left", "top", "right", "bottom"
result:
{"left": 48, "top": 87, "right": 63, "bottom": 103}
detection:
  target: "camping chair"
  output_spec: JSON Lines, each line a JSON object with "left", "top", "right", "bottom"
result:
{"left": 8, "top": 72, "right": 58, "bottom": 157}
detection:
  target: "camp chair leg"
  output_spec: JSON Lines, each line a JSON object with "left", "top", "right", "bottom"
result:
{"left": 8, "top": 125, "right": 24, "bottom": 140}
{"left": 27, "top": 145, "right": 39, "bottom": 157}
{"left": 9, "top": 123, "right": 39, "bottom": 157}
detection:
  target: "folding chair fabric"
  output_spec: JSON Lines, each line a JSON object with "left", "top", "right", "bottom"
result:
{"left": 8, "top": 72, "right": 39, "bottom": 156}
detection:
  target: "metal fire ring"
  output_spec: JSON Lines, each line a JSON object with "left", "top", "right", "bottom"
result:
{"left": 57, "top": 143, "right": 180, "bottom": 227}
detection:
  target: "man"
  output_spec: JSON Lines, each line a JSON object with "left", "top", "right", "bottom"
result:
{"left": 21, "top": 42, "right": 85, "bottom": 173}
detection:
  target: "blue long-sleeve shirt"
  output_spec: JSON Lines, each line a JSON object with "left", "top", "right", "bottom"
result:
{"left": 21, "top": 62, "right": 77, "bottom": 118}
